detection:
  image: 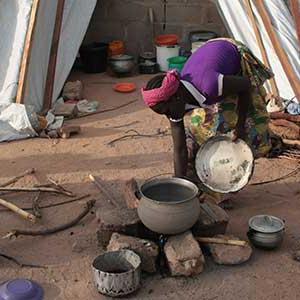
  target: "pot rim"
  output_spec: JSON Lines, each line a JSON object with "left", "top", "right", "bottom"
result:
{"left": 92, "top": 250, "right": 141, "bottom": 276}
{"left": 139, "top": 177, "right": 199, "bottom": 205}
{"left": 248, "top": 215, "right": 285, "bottom": 233}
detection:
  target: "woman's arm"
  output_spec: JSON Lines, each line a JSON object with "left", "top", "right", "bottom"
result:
{"left": 223, "top": 75, "right": 252, "bottom": 139}
{"left": 170, "top": 120, "right": 188, "bottom": 178}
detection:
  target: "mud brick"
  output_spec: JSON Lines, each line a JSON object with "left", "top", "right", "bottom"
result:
{"left": 192, "top": 201, "right": 229, "bottom": 237}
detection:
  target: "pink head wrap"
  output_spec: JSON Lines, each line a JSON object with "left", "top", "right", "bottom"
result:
{"left": 141, "top": 69, "right": 180, "bottom": 107}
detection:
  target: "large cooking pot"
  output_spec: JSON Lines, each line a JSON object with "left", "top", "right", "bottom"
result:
{"left": 247, "top": 215, "right": 285, "bottom": 250}
{"left": 137, "top": 177, "right": 200, "bottom": 235}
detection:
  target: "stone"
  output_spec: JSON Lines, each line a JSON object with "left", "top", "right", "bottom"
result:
{"left": 96, "top": 208, "right": 141, "bottom": 248}
{"left": 192, "top": 201, "right": 229, "bottom": 238}
{"left": 57, "top": 125, "right": 81, "bottom": 139}
{"left": 62, "top": 80, "right": 83, "bottom": 100}
{"left": 207, "top": 235, "right": 252, "bottom": 265}
{"left": 107, "top": 233, "right": 159, "bottom": 273}
{"left": 53, "top": 103, "right": 78, "bottom": 117}
{"left": 164, "top": 231, "right": 205, "bottom": 277}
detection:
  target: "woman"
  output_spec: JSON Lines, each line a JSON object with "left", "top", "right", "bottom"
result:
{"left": 141, "top": 38, "right": 273, "bottom": 202}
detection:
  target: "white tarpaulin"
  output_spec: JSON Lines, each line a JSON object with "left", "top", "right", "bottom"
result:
{"left": 0, "top": 0, "right": 96, "bottom": 142}
{"left": 216, "top": 0, "right": 300, "bottom": 100}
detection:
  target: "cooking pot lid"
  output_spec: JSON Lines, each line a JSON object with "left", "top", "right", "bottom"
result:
{"left": 249, "top": 215, "right": 284, "bottom": 233}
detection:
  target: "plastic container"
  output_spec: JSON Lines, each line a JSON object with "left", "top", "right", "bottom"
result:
{"left": 0, "top": 279, "right": 44, "bottom": 300}
{"left": 109, "top": 40, "right": 124, "bottom": 57}
{"left": 156, "top": 45, "right": 180, "bottom": 72}
{"left": 168, "top": 56, "right": 188, "bottom": 72}
{"left": 79, "top": 42, "right": 108, "bottom": 73}
{"left": 189, "top": 31, "right": 218, "bottom": 53}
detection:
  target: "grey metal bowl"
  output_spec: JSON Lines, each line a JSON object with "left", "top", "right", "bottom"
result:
{"left": 92, "top": 250, "right": 141, "bottom": 297}
{"left": 109, "top": 54, "right": 135, "bottom": 74}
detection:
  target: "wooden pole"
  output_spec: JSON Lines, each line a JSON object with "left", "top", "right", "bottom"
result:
{"left": 255, "top": 0, "right": 300, "bottom": 100}
{"left": 290, "top": 0, "right": 300, "bottom": 47}
{"left": 196, "top": 237, "right": 247, "bottom": 247}
{"left": 16, "top": 0, "right": 40, "bottom": 104}
{"left": 244, "top": 0, "right": 279, "bottom": 97}
{"left": 42, "top": 0, "right": 65, "bottom": 112}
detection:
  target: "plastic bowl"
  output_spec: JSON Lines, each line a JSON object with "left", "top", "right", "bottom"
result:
{"left": 0, "top": 279, "right": 44, "bottom": 300}
{"left": 168, "top": 56, "right": 188, "bottom": 72}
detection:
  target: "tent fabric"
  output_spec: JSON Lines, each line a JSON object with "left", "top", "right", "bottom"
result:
{"left": 0, "top": 0, "right": 33, "bottom": 104}
{"left": 216, "top": 0, "right": 300, "bottom": 101}
{"left": 0, "top": 0, "right": 96, "bottom": 142}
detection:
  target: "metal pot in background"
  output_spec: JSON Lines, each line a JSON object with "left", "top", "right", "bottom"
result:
{"left": 137, "top": 177, "right": 200, "bottom": 235}
{"left": 247, "top": 215, "right": 285, "bottom": 250}
{"left": 109, "top": 54, "right": 135, "bottom": 75}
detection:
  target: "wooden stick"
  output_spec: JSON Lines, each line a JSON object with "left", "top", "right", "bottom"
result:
{"left": 244, "top": 0, "right": 278, "bottom": 96}
{"left": 290, "top": 0, "right": 300, "bottom": 47}
{"left": 3, "top": 200, "right": 95, "bottom": 239}
{"left": 0, "top": 194, "right": 90, "bottom": 213}
{"left": 282, "top": 139, "right": 300, "bottom": 148}
{"left": 278, "top": 155, "right": 300, "bottom": 162}
{"left": 89, "top": 174, "right": 120, "bottom": 207}
{"left": 16, "top": 0, "right": 40, "bottom": 103}
{"left": 42, "top": 0, "right": 65, "bottom": 112}
{"left": 196, "top": 237, "right": 247, "bottom": 247}
{"left": 255, "top": 0, "right": 300, "bottom": 100}
{"left": 0, "top": 198, "right": 36, "bottom": 223}
{"left": 0, "top": 186, "right": 74, "bottom": 197}
{"left": 0, "top": 168, "right": 36, "bottom": 187}
{"left": 0, "top": 253, "right": 46, "bottom": 269}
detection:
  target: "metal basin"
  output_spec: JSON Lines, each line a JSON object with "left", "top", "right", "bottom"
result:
{"left": 92, "top": 250, "right": 141, "bottom": 297}
{"left": 137, "top": 177, "right": 200, "bottom": 235}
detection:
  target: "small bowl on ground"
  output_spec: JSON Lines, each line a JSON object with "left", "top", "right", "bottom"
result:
{"left": 92, "top": 250, "right": 141, "bottom": 297}
{"left": 0, "top": 279, "right": 43, "bottom": 300}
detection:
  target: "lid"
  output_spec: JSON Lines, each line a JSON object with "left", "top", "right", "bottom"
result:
{"left": 155, "top": 34, "right": 178, "bottom": 46}
{"left": 110, "top": 54, "right": 134, "bottom": 61}
{"left": 140, "top": 51, "right": 156, "bottom": 60}
{"left": 113, "top": 82, "right": 136, "bottom": 93}
{"left": 249, "top": 215, "right": 285, "bottom": 233}
{"left": 189, "top": 30, "right": 218, "bottom": 42}
{"left": 0, "top": 279, "right": 44, "bottom": 300}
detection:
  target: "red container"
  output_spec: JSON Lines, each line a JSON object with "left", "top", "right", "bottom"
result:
{"left": 155, "top": 34, "right": 178, "bottom": 46}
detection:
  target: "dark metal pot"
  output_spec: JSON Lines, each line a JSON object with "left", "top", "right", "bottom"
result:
{"left": 109, "top": 54, "right": 135, "bottom": 74}
{"left": 247, "top": 215, "right": 285, "bottom": 250}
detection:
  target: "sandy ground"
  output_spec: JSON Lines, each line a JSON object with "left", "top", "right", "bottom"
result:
{"left": 0, "top": 72, "right": 300, "bottom": 300}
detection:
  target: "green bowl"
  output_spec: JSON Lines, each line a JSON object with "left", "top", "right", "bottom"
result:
{"left": 168, "top": 56, "right": 188, "bottom": 72}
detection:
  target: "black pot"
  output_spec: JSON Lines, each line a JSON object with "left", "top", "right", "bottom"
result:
{"left": 139, "top": 62, "right": 159, "bottom": 74}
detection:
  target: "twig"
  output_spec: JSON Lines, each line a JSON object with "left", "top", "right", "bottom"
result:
{"left": 107, "top": 129, "right": 170, "bottom": 146}
{"left": 111, "top": 121, "right": 140, "bottom": 129}
{"left": 0, "top": 198, "right": 36, "bottom": 223}
{"left": 3, "top": 200, "right": 96, "bottom": 239}
{"left": 250, "top": 165, "right": 300, "bottom": 185}
{"left": 47, "top": 177, "right": 73, "bottom": 195}
{"left": 73, "top": 99, "right": 138, "bottom": 120}
{"left": 0, "top": 168, "right": 35, "bottom": 187}
{"left": 0, "top": 186, "right": 74, "bottom": 197}
{"left": 0, "top": 194, "right": 90, "bottom": 213}
{"left": 278, "top": 155, "right": 300, "bottom": 162}
{"left": 196, "top": 237, "right": 247, "bottom": 247}
{"left": 0, "top": 253, "right": 46, "bottom": 269}
{"left": 32, "top": 192, "right": 42, "bottom": 218}
{"left": 89, "top": 174, "right": 120, "bottom": 207}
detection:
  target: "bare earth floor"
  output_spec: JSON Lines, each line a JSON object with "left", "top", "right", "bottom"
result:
{"left": 0, "top": 72, "right": 300, "bottom": 300}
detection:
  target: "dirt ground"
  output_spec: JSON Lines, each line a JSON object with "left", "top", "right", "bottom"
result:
{"left": 1, "top": 72, "right": 300, "bottom": 300}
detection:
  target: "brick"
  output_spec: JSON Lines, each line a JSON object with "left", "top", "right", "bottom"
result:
{"left": 206, "top": 235, "right": 253, "bottom": 265}
{"left": 107, "top": 233, "right": 159, "bottom": 273}
{"left": 53, "top": 103, "right": 78, "bottom": 118}
{"left": 164, "top": 231, "right": 205, "bottom": 276}
{"left": 62, "top": 81, "right": 83, "bottom": 100}
{"left": 192, "top": 201, "right": 229, "bottom": 237}
{"left": 96, "top": 208, "right": 140, "bottom": 248}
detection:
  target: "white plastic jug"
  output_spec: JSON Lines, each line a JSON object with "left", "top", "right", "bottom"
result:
{"left": 156, "top": 45, "right": 180, "bottom": 72}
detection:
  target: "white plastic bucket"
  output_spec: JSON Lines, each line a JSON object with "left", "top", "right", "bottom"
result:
{"left": 156, "top": 45, "right": 180, "bottom": 71}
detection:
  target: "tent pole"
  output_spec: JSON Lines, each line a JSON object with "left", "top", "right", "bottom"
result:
{"left": 244, "top": 0, "right": 279, "bottom": 97}
{"left": 255, "top": 0, "right": 300, "bottom": 100}
{"left": 16, "top": 0, "right": 40, "bottom": 104}
{"left": 289, "top": 0, "right": 300, "bottom": 47}
{"left": 42, "top": 0, "right": 65, "bottom": 113}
